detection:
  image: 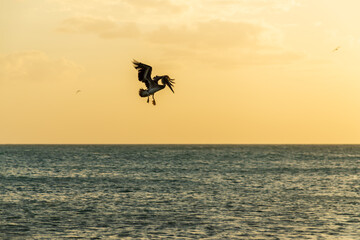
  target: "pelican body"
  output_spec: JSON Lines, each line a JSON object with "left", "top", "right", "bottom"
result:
{"left": 133, "top": 60, "right": 175, "bottom": 105}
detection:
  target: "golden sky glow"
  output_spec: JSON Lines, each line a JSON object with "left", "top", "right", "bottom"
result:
{"left": 1, "top": 0, "right": 360, "bottom": 144}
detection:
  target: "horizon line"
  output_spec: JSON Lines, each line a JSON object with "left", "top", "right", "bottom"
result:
{"left": 1, "top": 143, "right": 360, "bottom": 145}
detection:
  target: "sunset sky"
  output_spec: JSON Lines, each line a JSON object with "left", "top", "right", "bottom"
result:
{"left": 1, "top": 0, "right": 360, "bottom": 144}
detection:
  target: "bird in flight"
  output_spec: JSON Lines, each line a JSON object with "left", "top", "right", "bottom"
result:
{"left": 133, "top": 60, "right": 175, "bottom": 105}
{"left": 76, "top": 90, "right": 81, "bottom": 94}
{"left": 332, "top": 46, "right": 340, "bottom": 52}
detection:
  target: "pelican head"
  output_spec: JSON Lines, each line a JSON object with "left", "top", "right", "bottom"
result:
{"left": 161, "top": 75, "right": 175, "bottom": 93}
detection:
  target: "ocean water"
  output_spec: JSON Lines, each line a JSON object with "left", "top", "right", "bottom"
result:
{"left": 0, "top": 145, "right": 359, "bottom": 239}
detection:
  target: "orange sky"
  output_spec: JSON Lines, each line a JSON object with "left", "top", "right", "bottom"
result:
{"left": 1, "top": 0, "right": 360, "bottom": 144}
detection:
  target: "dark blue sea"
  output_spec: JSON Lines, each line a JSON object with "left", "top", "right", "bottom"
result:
{"left": 1, "top": 145, "right": 359, "bottom": 239}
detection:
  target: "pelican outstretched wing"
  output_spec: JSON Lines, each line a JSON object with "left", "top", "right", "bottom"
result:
{"left": 133, "top": 60, "right": 152, "bottom": 88}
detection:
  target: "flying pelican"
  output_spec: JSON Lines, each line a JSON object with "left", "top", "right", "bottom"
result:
{"left": 133, "top": 60, "right": 175, "bottom": 105}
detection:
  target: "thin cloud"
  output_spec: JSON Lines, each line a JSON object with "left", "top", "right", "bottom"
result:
{"left": 57, "top": 16, "right": 139, "bottom": 39}
{"left": 207, "top": 0, "right": 300, "bottom": 12}
{"left": 155, "top": 46, "right": 303, "bottom": 67}
{"left": 146, "top": 20, "right": 283, "bottom": 50}
{"left": 0, "top": 51, "right": 83, "bottom": 82}
{"left": 121, "top": 0, "right": 188, "bottom": 14}
{"left": 55, "top": 16, "right": 302, "bottom": 66}
{"left": 144, "top": 20, "right": 303, "bottom": 66}
{"left": 47, "top": 0, "right": 187, "bottom": 20}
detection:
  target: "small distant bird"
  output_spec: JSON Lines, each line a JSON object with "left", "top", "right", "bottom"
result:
{"left": 76, "top": 90, "right": 81, "bottom": 94}
{"left": 332, "top": 46, "right": 340, "bottom": 52}
{"left": 133, "top": 60, "right": 175, "bottom": 105}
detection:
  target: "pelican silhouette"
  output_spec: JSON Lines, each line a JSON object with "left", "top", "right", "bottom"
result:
{"left": 133, "top": 60, "right": 175, "bottom": 105}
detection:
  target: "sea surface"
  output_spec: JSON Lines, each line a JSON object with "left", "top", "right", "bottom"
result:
{"left": 0, "top": 145, "right": 359, "bottom": 239}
